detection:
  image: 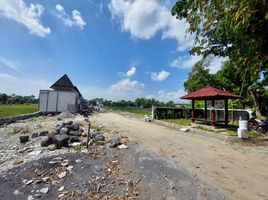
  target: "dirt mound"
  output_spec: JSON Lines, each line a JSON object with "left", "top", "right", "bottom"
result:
{"left": 57, "top": 112, "right": 75, "bottom": 119}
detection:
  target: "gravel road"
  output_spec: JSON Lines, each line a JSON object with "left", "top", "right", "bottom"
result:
{"left": 92, "top": 112, "right": 268, "bottom": 200}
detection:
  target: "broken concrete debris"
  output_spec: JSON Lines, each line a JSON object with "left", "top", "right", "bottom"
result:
{"left": 31, "top": 132, "right": 39, "bottom": 138}
{"left": 40, "top": 136, "right": 54, "bottom": 147}
{"left": 53, "top": 135, "right": 70, "bottom": 148}
{"left": 19, "top": 135, "right": 29, "bottom": 143}
{"left": 109, "top": 138, "right": 122, "bottom": 148}
{"left": 39, "top": 131, "right": 48, "bottom": 137}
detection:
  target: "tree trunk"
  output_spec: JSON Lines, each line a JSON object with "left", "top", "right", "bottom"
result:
{"left": 248, "top": 88, "right": 261, "bottom": 117}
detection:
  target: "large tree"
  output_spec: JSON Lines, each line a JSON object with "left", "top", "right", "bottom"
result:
{"left": 184, "top": 58, "right": 217, "bottom": 92}
{"left": 172, "top": 0, "right": 268, "bottom": 116}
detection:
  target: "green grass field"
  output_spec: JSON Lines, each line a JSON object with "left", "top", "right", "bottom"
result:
{"left": 0, "top": 104, "right": 38, "bottom": 118}
{"left": 108, "top": 107, "right": 151, "bottom": 116}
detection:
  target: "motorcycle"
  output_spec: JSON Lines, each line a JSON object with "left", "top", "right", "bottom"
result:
{"left": 248, "top": 116, "right": 268, "bottom": 133}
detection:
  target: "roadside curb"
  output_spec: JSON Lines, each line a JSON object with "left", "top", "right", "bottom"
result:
{"left": 0, "top": 111, "right": 41, "bottom": 126}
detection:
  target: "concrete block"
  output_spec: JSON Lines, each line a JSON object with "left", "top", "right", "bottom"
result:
{"left": 237, "top": 128, "right": 248, "bottom": 138}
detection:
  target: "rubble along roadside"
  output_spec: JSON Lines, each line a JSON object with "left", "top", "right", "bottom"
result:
{"left": 0, "top": 113, "right": 127, "bottom": 173}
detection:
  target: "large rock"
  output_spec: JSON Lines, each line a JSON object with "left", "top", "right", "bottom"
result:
{"left": 41, "top": 136, "right": 54, "bottom": 147}
{"left": 55, "top": 123, "right": 64, "bottom": 132}
{"left": 59, "top": 127, "right": 69, "bottom": 135}
{"left": 91, "top": 134, "right": 105, "bottom": 142}
{"left": 65, "top": 124, "right": 75, "bottom": 130}
{"left": 31, "top": 132, "right": 39, "bottom": 138}
{"left": 47, "top": 144, "right": 57, "bottom": 151}
{"left": 69, "top": 136, "right": 80, "bottom": 143}
{"left": 63, "top": 121, "right": 73, "bottom": 126}
{"left": 19, "top": 135, "right": 29, "bottom": 143}
{"left": 109, "top": 138, "right": 122, "bottom": 148}
{"left": 68, "top": 130, "right": 80, "bottom": 136}
{"left": 72, "top": 124, "right": 80, "bottom": 131}
{"left": 39, "top": 131, "right": 48, "bottom": 137}
{"left": 54, "top": 135, "right": 70, "bottom": 148}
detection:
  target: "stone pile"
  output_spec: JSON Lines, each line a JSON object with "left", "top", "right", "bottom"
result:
{"left": 40, "top": 121, "right": 84, "bottom": 150}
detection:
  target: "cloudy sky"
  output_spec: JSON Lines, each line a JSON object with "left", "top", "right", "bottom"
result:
{"left": 0, "top": 0, "right": 226, "bottom": 102}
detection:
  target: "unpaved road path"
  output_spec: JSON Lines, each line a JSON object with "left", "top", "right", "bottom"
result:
{"left": 92, "top": 112, "right": 268, "bottom": 200}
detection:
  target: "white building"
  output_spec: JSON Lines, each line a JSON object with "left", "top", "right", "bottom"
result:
{"left": 39, "top": 74, "right": 84, "bottom": 113}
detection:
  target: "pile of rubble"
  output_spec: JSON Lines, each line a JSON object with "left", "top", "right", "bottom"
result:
{"left": 18, "top": 120, "right": 127, "bottom": 152}
{"left": 39, "top": 120, "right": 84, "bottom": 150}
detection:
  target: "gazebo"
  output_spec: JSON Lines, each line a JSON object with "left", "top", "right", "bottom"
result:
{"left": 181, "top": 86, "right": 241, "bottom": 126}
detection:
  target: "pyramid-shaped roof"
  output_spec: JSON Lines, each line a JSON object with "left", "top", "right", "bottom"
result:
{"left": 50, "top": 74, "right": 75, "bottom": 90}
{"left": 181, "top": 86, "right": 240, "bottom": 100}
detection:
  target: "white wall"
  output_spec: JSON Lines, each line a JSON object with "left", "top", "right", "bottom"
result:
{"left": 39, "top": 90, "right": 78, "bottom": 113}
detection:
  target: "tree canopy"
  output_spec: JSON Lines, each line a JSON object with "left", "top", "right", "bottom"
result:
{"left": 172, "top": 0, "right": 268, "bottom": 116}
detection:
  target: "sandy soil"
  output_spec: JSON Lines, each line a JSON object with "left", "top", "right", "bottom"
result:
{"left": 92, "top": 112, "right": 268, "bottom": 200}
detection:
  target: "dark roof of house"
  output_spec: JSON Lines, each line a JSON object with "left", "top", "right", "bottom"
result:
{"left": 181, "top": 86, "right": 241, "bottom": 100}
{"left": 73, "top": 86, "right": 82, "bottom": 97}
{"left": 50, "top": 74, "right": 74, "bottom": 90}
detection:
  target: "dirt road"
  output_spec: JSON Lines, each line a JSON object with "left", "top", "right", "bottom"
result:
{"left": 92, "top": 112, "right": 268, "bottom": 200}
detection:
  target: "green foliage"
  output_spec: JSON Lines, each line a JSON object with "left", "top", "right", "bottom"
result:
{"left": 0, "top": 104, "right": 38, "bottom": 118}
{"left": 172, "top": 0, "right": 268, "bottom": 115}
{"left": 0, "top": 93, "right": 38, "bottom": 104}
{"left": 184, "top": 58, "right": 216, "bottom": 92}
{"left": 90, "top": 98, "right": 176, "bottom": 109}
{"left": 110, "top": 107, "right": 151, "bottom": 116}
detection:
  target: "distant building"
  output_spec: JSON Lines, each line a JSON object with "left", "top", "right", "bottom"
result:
{"left": 39, "top": 74, "right": 85, "bottom": 113}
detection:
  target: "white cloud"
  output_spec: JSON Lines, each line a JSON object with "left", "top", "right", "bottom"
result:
{"left": 151, "top": 70, "right": 170, "bottom": 82}
{"left": 119, "top": 66, "right": 136, "bottom": 77}
{"left": 0, "top": 73, "right": 51, "bottom": 96}
{"left": 156, "top": 89, "right": 187, "bottom": 103}
{"left": 170, "top": 55, "right": 202, "bottom": 68}
{"left": 80, "top": 78, "right": 145, "bottom": 101}
{"left": 110, "top": 78, "right": 144, "bottom": 91}
{"left": 0, "top": 0, "right": 50, "bottom": 37}
{"left": 108, "top": 0, "right": 193, "bottom": 51}
{"left": 96, "top": 2, "right": 104, "bottom": 17}
{"left": 55, "top": 4, "right": 86, "bottom": 29}
{"left": 126, "top": 66, "right": 136, "bottom": 77}
{"left": 0, "top": 57, "right": 19, "bottom": 70}
{"left": 170, "top": 55, "right": 228, "bottom": 73}
{"left": 209, "top": 56, "right": 229, "bottom": 74}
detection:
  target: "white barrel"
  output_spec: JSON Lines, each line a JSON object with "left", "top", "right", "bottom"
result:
{"left": 239, "top": 120, "right": 248, "bottom": 129}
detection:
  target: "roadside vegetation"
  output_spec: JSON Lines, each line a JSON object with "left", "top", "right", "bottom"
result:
{"left": 0, "top": 104, "right": 38, "bottom": 118}
{"left": 109, "top": 107, "right": 151, "bottom": 116}
{"left": 171, "top": 0, "right": 268, "bottom": 117}
{"left": 162, "top": 118, "right": 191, "bottom": 126}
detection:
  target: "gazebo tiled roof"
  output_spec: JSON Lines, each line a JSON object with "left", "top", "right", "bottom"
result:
{"left": 181, "top": 86, "right": 240, "bottom": 100}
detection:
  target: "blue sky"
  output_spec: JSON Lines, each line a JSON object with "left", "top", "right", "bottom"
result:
{"left": 0, "top": 0, "right": 225, "bottom": 102}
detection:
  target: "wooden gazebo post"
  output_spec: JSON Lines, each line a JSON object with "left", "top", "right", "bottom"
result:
{"left": 224, "top": 99, "right": 228, "bottom": 125}
{"left": 211, "top": 99, "right": 215, "bottom": 127}
{"left": 204, "top": 99, "right": 207, "bottom": 122}
{"left": 192, "top": 100, "right": 195, "bottom": 123}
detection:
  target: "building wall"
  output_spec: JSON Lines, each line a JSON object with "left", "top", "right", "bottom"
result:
{"left": 39, "top": 90, "right": 78, "bottom": 113}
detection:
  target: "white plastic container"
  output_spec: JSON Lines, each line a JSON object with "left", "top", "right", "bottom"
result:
{"left": 239, "top": 120, "right": 248, "bottom": 130}
{"left": 238, "top": 120, "right": 248, "bottom": 138}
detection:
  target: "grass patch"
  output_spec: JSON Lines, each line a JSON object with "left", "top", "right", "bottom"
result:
{"left": 194, "top": 126, "right": 222, "bottom": 133}
{"left": 9, "top": 127, "right": 23, "bottom": 135}
{"left": 73, "top": 145, "right": 82, "bottom": 152}
{"left": 0, "top": 104, "right": 38, "bottom": 118}
{"left": 226, "top": 130, "right": 237, "bottom": 136}
{"left": 91, "top": 124, "right": 104, "bottom": 132}
{"left": 109, "top": 107, "right": 151, "bottom": 116}
{"left": 162, "top": 118, "right": 191, "bottom": 126}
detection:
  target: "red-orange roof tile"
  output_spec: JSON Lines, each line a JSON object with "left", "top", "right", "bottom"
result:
{"left": 181, "top": 86, "right": 241, "bottom": 100}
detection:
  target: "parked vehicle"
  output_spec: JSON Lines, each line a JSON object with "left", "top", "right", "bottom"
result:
{"left": 248, "top": 115, "right": 268, "bottom": 133}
